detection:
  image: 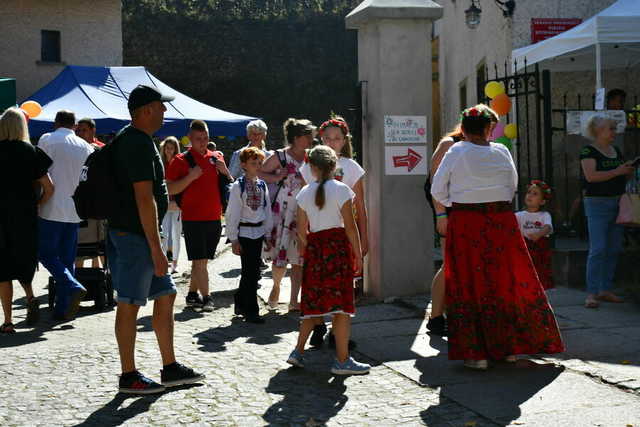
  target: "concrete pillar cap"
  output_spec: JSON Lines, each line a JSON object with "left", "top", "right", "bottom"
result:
{"left": 346, "top": 0, "right": 443, "bottom": 29}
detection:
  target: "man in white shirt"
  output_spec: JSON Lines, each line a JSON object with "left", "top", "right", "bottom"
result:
{"left": 38, "top": 110, "right": 94, "bottom": 321}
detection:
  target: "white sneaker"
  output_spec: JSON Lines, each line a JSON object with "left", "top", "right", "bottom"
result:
{"left": 464, "top": 359, "right": 488, "bottom": 370}
{"left": 331, "top": 357, "right": 371, "bottom": 375}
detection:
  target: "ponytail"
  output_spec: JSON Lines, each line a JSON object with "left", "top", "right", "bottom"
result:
{"left": 315, "top": 179, "right": 327, "bottom": 210}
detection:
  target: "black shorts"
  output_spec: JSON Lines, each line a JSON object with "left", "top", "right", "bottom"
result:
{"left": 182, "top": 220, "right": 222, "bottom": 261}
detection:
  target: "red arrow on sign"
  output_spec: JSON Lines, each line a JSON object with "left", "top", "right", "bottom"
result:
{"left": 393, "top": 148, "right": 423, "bottom": 172}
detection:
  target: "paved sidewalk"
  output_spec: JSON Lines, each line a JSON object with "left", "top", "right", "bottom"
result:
{"left": 0, "top": 239, "right": 639, "bottom": 426}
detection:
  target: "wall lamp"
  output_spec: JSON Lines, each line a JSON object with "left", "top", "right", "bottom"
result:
{"left": 465, "top": 0, "right": 516, "bottom": 29}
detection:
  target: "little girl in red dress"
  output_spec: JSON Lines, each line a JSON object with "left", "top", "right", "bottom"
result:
{"left": 285, "top": 145, "right": 370, "bottom": 375}
{"left": 515, "top": 180, "right": 554, "bottom": 290}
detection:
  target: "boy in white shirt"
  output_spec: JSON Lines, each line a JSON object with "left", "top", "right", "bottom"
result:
{"left": 225, "top": 147, "right": 273, "bottom": 323}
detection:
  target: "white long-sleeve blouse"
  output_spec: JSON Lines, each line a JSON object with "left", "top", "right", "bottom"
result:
{"left": 430, "top": 141, "right": 518, "bottom": 207}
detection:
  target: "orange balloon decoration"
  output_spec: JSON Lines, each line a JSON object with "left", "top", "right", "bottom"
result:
{"left": 490, "top": 94, "right": 511, "bottom": 116}
{"left": 20, "top": 101, "right": 43, "bottom": 118}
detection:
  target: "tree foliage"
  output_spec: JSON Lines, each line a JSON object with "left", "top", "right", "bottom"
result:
{"left": 122, "top": 0, "right": 363, "bottom": 159}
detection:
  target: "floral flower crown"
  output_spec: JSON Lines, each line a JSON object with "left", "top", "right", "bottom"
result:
{"left": 530, "top": 180, "right": 552, "bottom": 200}
{"left": 318, "top": 117, "right": 350, "bottom": 136}
{"left": 459, "top": 106, "right": 494, "bottom": 121}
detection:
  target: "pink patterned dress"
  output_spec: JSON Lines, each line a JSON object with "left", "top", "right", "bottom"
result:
{"left": 263, "top": 151, "right": 305, "bottom": 267}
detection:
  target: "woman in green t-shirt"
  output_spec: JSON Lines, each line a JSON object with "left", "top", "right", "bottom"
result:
{"left": 579, "top": 116, "right": 635, "bottom": 308}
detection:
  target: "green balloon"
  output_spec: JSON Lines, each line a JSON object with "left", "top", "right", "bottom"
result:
{"left": 496, "top": 136, "right": 512, "bottom": 151}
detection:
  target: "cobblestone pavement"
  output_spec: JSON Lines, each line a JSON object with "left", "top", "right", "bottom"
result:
{"left": 0, "top": 243, "right": 494, "bottom": 427}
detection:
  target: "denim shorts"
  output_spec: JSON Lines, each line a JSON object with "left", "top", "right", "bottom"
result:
{"left": 107, "top": 229, "right": 176, "bottom": 306}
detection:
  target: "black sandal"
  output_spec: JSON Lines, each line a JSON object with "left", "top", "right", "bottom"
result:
{"left": 0, "top": 323, "right": 16, "bottom": 334}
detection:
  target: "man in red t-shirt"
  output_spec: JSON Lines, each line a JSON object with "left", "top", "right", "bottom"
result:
{"left": 166, "top": 120, "right": 234, "bottom": 311}
{"left": 76, "top": 118, "right": 105, "bottom": 148}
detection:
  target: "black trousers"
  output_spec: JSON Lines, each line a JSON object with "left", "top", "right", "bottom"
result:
{"left": 234, "top": 236, "right": 263, "bottom": 317}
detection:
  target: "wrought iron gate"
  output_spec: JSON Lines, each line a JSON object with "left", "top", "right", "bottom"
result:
{"left": 478, "top": 61, "right": 553, "bottom": 202}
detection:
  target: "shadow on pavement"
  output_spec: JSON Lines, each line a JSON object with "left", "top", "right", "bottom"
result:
{"left": 419, "top": 359, "right": 564, "bottom": 426}
{"left": 219, "top": 268, "right": 241, "bottom": 279}
{"left": 193, "top": 311, "right": 297, "bottom": 353}
{"left": 263, "top": 368, "right": 348, "bottom": 425}
{"left": 0, "top": 304, "right": 100, "bottom": 348}
{"left": 72, "top": 384, "right": 201, "bottom": 427}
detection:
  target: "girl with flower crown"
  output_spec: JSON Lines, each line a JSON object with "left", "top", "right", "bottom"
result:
{"left": 515, "top": 181, "right": 554, "bottom": 290}
{"left": 299, "top": 115, "right": 367, "bottom": 348}
{"left": 431, "top": 104, "right": 564, "bottom": 370}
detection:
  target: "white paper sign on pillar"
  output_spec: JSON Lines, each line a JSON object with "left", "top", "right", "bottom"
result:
{"left": 384, "top": 115, "right": 428, "bottom": 144}
{"left": 385, "top": 146, "right": 428, "bottom": 175}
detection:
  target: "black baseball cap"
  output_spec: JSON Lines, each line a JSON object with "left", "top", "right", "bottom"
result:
{"left": 127, "top": 85, "right": 175, "bottom": 112}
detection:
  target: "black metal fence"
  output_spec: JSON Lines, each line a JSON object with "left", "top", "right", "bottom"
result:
{"left": 478, "top": 60, "right": 553, "bottom": 204}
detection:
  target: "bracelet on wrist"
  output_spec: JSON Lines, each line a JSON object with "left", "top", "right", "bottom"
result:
{"left": 436, "top": 213, "right": 448, "bottom": 218}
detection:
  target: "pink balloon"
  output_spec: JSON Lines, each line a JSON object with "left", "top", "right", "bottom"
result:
{"left": 491, "top": 122, "right": 505, "bottom": 140}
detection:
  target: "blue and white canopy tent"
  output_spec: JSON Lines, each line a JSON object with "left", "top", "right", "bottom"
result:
{"left": 24, "top": 65, "right": 256, "bottom": 138}
{"left": 512, "top": 0, "right": 640, "bottom": 91}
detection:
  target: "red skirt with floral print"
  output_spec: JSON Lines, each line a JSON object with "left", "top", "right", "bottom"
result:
{"left": 445, "top": 209, "right": 564, "bottom": 361}
{"left": 525, "top": 236, "right": 554, "bottom": 290}
{"left": 301, "top": 228, "right": 355, "bottom": 318}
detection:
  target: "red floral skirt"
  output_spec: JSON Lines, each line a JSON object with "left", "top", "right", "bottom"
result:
{"left": 301, "top": 227, "right": 355, "bottom": 318}
{"left": 445, "top": 209, "right": 564, "bottom": 360}
{"left": 525, "top": 236, "right": 554, "bottom": 290}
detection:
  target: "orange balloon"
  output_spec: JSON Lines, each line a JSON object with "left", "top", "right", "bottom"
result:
{"left": 20, "top": 101, "right": 42, "bottom": 118}
{"left": 490, "top": 94, "right": 511, "bottom": 116}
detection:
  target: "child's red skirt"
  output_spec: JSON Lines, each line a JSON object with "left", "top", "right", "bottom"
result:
{"left": 525, "top": 236, "right": 554, "bottom": 290}
{"left": 445, "top": 205, "right": 564, "bottom": 361}
{"left": 301, "top": 227, "right": 355, "bottom": 319}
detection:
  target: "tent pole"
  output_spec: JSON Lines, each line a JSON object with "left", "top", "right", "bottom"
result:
{"left": 595, "top": 43, "right": 603, "bottom": 90}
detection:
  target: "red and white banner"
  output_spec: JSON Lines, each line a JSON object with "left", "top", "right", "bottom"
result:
{"left": 531, "top": 18, "right": 582, "bottom": 43}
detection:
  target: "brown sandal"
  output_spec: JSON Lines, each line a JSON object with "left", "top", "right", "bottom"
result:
{"left": 0, "top": 323, "right": 16, "bottom": 334}
{"left": 596, "top": 293, "right": 624, "bottom": 303}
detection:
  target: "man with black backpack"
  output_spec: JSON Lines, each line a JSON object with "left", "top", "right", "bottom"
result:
{"left": 107, "top": 85, "right": 204, "bottom": 394}
{"left": 166, "top": 120, "right": 234, "bottom": 312}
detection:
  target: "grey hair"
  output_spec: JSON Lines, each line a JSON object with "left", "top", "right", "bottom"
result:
{"left": 246, "top": 119, "right": 268, "bottom": 135}
{"left": 586, "top": 115, "right": 616, "bottom": 140}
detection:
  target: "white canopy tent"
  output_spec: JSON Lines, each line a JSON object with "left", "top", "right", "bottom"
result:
{"left": 512, "top": 0, "right": 640, "bottom": 89}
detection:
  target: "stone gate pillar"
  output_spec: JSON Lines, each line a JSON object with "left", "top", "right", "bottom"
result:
{"left": 346, "top": 1, "right": 443, "bottom": 299}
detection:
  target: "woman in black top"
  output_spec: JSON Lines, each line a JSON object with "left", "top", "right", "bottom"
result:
{"left": 580, "top": 115, "right": 634, "bottom": 309}
{"left": 0, "top": 108, "right": 54, "bottom": 333}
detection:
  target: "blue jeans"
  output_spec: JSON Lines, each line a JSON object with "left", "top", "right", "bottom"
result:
{"left": 107, "top": 229, "right": 176, "bottom": 306}
{"left": 38, "top": 218, "right": 85, "bottom": 315}
{"left": 584, "top": 197, "right": 624, "bottom": 294}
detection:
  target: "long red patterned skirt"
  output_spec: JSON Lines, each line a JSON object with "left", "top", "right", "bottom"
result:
{"left": 445, "top": 209, "right": 564, "bottom": 361}
{"left": 301, "top": 227, "right": 355, "bottom": 319}
{"left": 525, "top": 236, "right": 554, "bottom": 290}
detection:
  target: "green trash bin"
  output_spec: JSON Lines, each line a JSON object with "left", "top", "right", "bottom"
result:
{"left": 0, "top": 78, "right": 17, "bottom": 113}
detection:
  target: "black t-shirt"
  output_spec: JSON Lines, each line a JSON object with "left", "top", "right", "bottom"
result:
{"left": 108, "top": 126, "right": 168, "bottom": 235}
{"left": 0, "top": 139, "right": 52, "bottom": 213}
{"left": 579, "top": 145, "right": 626, "bottom": 197}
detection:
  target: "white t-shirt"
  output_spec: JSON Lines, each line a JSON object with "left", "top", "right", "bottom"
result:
{"left": 515, "top": 210, "right": 553, "bottom": 239}
{"left": 300, "top": 157, "right": 365, "bottom": 190}
{"left": 38, "top": 128, "right": 94, "bottom": 223}
{"left": 296, "top": 179, "right": 355, "bottom": 233}
{"left": 431, "top": 141, "right": 517, "bottom": 207}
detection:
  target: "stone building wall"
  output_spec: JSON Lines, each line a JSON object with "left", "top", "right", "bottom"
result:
{"left": 0, "top": 0, "right": 122, "bottom": 101}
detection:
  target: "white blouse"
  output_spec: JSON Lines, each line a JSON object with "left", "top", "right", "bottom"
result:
{"left": 431, "top": 141, "right": 518, "bottom": 207}
{"left": 225, "top": 178, "right": 273, "bottom": 241}
{"left": 296, "top": 179, "right": 355, "bottom": 233}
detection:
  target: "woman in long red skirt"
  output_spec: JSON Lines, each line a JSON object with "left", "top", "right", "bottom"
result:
{"left": 431, "top": 104, "right": 564, "bottom": 370}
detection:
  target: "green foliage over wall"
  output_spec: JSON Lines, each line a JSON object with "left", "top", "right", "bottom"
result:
{"left": 122, "top": 0, "right": 362, "bottom": 162}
